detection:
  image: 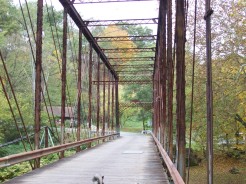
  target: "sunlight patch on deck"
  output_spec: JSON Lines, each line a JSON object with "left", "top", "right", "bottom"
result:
{"left": 122, "top": 150, "right": 144, "bottom": 154}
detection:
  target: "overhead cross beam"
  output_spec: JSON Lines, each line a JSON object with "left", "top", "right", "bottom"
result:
{"left": 108, "top": 57, "right": 155, "bottom": 62}
{"left": 84, "top": 18, "right": 158, "bottom": 26}
{"left": 116, "top": 70, "right": 153, "bottom": 73}
{"left": 91, "top": 75, "right": 153, "bottom": 85}
{"left": 102, "top": 48, "right": 156, "bottom": 53}
{"left": 112, "top": 64, "right": 154, "bottom": 68}
{"left": 59, "top": 0, "right": 117, "bottom": 79}
{"left": 92, "top": 80, "right": 152, "bottom": 85}
{"left": 73, "top": 0, "right": 157, "bottom": 4}
{"left": 94, "top": 35, "right": 157, "bottom": 42}
{"left": 119, "top": 75, "right": 152, "bottom": 81}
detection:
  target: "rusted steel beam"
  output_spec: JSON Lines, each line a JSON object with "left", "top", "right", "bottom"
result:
{"left": 152, "top": 77, "right": 154, "bottom": 134}
{"left": 119, "top": 75, "right": 153, "bottom": 81}
{"left": 93, "top": 80, "right": 151, "bottom": 83}
{"left": 84, "top": 18, "right": 158, "bottom": 26}
{"left": 153, "top": 8, "right": 161, "bottom": 140}
{"left": 0, "top": 133, "right": 119, "bottom": 168}
{"left": 151, "top": 133, "right": 185, "bottom": 184}
{"left": 102, "top": 65, "right": 106, "bottom": 135}
{"left": 34, "top": 0, "right": 43, "bottom": 168}
{"left": 116, "top": 69, "right": 154, "bottom": 72}
{"left": 118, "top": 74, "right": 152, "bottom": 77}
{"left": 157, "top": 67, "right": 161, "bottom": 142}
{"left": 102, "top": 48, "right": 156, "bottom": 53}
{"left": 176, "top": 0, "right": 186, "bottom": 180}
{"left": 88, "top": 43, "right": 93, "bottom": 131}
{"left": 115, "top": 69, "right": 153, "bottom": 72}
{"left": 108, "top": 56, "right": 154, "bottom": 60}
{"left": 94, "top": 35, "right": 157, "bottom": 42}
{"left": 60, "top": 7, "right": 68, "bottom": 159}
{"left": 111, "top": 61, "right": 154, "bottom": 64}
{"left": 205, "top": 1, "right": 214, "bottom": 183}
{"left": 109, "top": 57, "right": 155, "bottom": 62}
{"left": 109, "top": 54, "right": 155, "bottom": 58}
{"left": 73, "top": 0, "right": 156, "bottom": 4}
{"left": 116, "top": 70, "right": 153, "bottom": 73}
{"left": 107, "top": 72, "right": 111, "bottom": 130}
{"left": 152, "top": 75, "right": 156, "bottom": 135}
{"left": 111, "top": 79, "right": 115, "bottom": 130}
{"left": 118, "top": 70, "right": 153, "bottom": 75}
{"left": 156, "top": 71, "right": 160, "bottom": 141}
{"left": 158, "top": 0, "right": 167, "bottom": 148}
{"left": 115, "top": 79, "right": 120, "bottom": 134}
{"left": 76, "top": 28, "right": 83, "bottom": 152}
{"left": 93, "top": 81, "right": 152, "bottom": 85}
{"left": 167, "top": 0, "right": 173, "bottom": 160}
{"left": 112, "top": 64, "right": 154, "bottom": 68}
{"left": 96, "top": 56, "right": 100, "bottom": 133}
{"left": 59, "top": 0, "right": 117, "bottom": 79}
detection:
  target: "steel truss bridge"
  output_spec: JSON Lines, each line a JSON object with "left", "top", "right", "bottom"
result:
{"left": 0, "top": 0, "right": 215, "bottom": 183}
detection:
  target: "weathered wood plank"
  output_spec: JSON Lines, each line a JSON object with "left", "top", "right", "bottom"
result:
{"left": 5, "top": 133, "right": 169, "bottom": 184}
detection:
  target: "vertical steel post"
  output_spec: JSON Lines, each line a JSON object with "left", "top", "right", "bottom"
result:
{"left": 158, "top": 64, "right": 162, "bottom": 142}
{"left": 167, "top": 0, "right": 173, "bottom": 160}
{"left": 176, "top": 0, "right": 186, "bottom": 180}
{"left": 115, "top": 78, "right": 120, "bottom": 134}
{"left": 153, "top": 73, "right": 158, "bottom": 136}
{"left": 88, "top": 43, "right": 93, "bottom": 132}
{"left": 111, "top": 78, "right": 115, "bottom": 131}
{"left": 60, "top": 7, "right": 68, "bottom": 158}
{"left": 34, "top": 0, "right": 43, "bottom": 168}
{"left": 158, "top": 0, "right": 167, "bottom": 147}
{"left": 155, "top": 61, "right": 160, "bottom": 140}
{"left": 152, "top": 76, "right": 155, "bottom": 135}
{"left": 102, "top": 65, "right": 106, "bottom": 136}
{"left": 163, "top": 0, "right": 167, "bottom": 150}
{"left": 96, "top": 55, "right": 100, "bottom": 134}
{"left": 76, "top": 28, "right": 82, "bottom": 152}
{"left": 107, "top": 72, "right": 111, "bottom": 131}
{"left": 205, "top": 1, "right": 214, "bottom": 183}
{"left": 158, "top": 65, "right": 161, "bottom": 141}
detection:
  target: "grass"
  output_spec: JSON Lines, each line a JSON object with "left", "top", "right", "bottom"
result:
{"left": 121, "top": 119, "right": 151, "bottom": 133}
{"left": 189, "top": 154, "right": 246, "bottom": 184}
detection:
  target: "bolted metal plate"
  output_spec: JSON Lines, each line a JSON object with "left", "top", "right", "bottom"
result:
{"left": 122, "top": 150, "right": 143, "bottom": 154}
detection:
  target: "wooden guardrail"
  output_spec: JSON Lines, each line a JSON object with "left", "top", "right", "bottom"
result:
{"left": 151, "top": 133, "right": 185, "bottom": 184}
{"left": 0, "top": 133, "right": 119, "bottom": 168}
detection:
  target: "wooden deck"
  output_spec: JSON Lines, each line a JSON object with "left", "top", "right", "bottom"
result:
{"left": 5, "top": 133, "right": 169, "bottom": 184}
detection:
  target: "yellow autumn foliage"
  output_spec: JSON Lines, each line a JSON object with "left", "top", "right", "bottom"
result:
{"left": 100, "top": 25, "right": 137, "bottom": 60}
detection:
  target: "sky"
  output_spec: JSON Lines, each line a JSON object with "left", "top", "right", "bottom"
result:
{"left": 13, "top": 0, "right": 159, "bottom": 33}
{"left": 73, "top": 1, "right": 159, "bottom": 20}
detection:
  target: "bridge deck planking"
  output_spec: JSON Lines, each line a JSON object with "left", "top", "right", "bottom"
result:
{"left": 4, "top": 133, "right": 169, "bottom": 184}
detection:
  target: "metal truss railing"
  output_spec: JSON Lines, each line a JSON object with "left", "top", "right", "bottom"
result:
{"left": 0, "top": 133, "right": 119, "bottom": 168}
{"left": 151, "top": 133, "right": 185, "bottom": 184}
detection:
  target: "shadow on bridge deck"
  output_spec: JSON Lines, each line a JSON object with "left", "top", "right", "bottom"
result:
{"left": 5, "top": 132, "right": 169, "bottom": 184}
